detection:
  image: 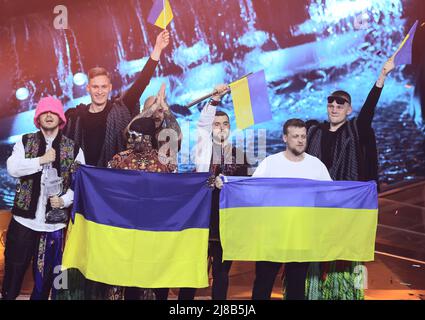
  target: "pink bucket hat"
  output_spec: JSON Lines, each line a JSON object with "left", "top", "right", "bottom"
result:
{"left": 34, "top": 96, "right": 67, "bottom": 129}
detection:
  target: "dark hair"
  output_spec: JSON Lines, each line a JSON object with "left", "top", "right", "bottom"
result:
{"left": 128, "top": 117, "right": 158, "bottom": 149}
{"left": 283, "top": 118, "right": 306, "bottom": 135}
{"left": 88, "top": 67, "right": 111, "bottom": 81}
{"left": 215, "top": 110, "right": 230, "bottom": 122}
{"left": 331, "top": 90, "right": 351, "bottom": 104}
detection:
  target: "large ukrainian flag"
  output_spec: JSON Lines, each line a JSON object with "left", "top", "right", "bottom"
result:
{"left": 62, "top": 165, "right": 212, "bottom": 288}
{"left": 220, "top": 177, "right": 378, "bottom": 263}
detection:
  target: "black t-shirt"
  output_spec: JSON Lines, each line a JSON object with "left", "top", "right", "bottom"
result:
{"left": 321, "top": 127, "right": 337, "bottom": 169}
{"left": 81, "top": 103, "right": 111, "bottom": 166}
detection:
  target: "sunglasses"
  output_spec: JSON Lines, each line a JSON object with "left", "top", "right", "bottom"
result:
{"left": 327, "top": 96, "right": 350, "bottom": 105}
{"left": 127, "top": 130, "right": 144, "bottom": 140}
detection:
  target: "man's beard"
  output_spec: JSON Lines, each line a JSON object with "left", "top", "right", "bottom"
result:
{"left": 40, "top": 123, "right": 59, "bottom": 131}
{"left": 213, "top": 132, "right": 229, "bottom": 145}
{"left": 287, "top": 145, "right": 305, "bottom": 156}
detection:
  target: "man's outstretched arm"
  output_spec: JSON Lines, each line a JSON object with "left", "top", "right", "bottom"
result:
{"left": 122, "top": 30, "right": 170, "bottom": 117}
{"left": 358, "top": 56, "right": 395, "bottom": 128}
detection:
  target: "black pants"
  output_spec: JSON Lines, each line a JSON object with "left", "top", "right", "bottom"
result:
{"left": 1, "top": 219, "right": 40, "bottom": 300}
{"left": 154, "top": 288, "right": 196, "bottom": 300}
{"left": 252, "top": 261, "right": 310, "bottom": 300}
{"left": 210, "top": 240, "right": 232, "bottom": 300}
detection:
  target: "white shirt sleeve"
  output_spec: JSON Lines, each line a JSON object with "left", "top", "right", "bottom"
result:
{"left": 252, "top": 158, "right": 267, "bottom": 177}
{"left": 197, "top": 102, "right": 217, "bottom": 130}
{"left": 60, "top": 148, "right": 86, "bottom": 208}
{"left": 318, "top": 160, "right": 333, "bottom": 181}
{"left": 194, "top": 102, "right": 216, "bottom": 172}
{"left": 7, "top": 137, "right": 43, "bottom": 178}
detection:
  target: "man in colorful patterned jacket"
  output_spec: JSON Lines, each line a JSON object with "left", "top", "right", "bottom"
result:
{"left": 1, "top": 97, "right": 84, "bottom": 300}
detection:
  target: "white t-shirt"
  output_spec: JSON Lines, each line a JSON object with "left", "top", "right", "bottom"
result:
{"left": 253, "top": 152, "right": 332, "bottom": 181}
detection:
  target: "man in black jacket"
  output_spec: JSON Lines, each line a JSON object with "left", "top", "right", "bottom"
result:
{"left": 58, "top": 30, "right": 170, "bottom": 300}
{"left": 63, "top": 30, "right": 170, "bottom": 167}
{"left": 304, "top": 56, "right": 395, "bottom": 300}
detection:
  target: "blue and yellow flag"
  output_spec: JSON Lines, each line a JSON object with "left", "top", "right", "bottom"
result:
{"left": 394, "top": 20, "right": 418, "bottom": 65}
{"left": 229, "top": 70, "right": 273, "bottom": 130}
{"left": 62, "top": 165, "right": 212, "bottom": 288}
{"left": 147, "top": 0, "right": 174, "bottom": 29}
{"left": 219, "top": 177, "right": 378, "bottom": 263}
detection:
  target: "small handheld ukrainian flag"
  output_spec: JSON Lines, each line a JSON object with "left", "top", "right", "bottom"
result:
{"left": 394, "top": 20, "right": 419, "bottom": 65}
{"left": 148, "top": 0, "right": 174, "bottom": 29}
{"left": 229, "top": 70, "right": 273, "bottom": 130}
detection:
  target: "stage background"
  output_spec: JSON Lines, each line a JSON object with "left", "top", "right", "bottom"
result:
{"left": 0, "top": 0, "right": 424, "bottom": 209}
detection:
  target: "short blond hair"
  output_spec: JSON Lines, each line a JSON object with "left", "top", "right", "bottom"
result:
{"left": 88, "top": 67, "right": 111, "bottom": 81}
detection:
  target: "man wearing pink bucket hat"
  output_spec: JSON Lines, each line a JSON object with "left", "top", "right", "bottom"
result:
{"left": 1, "top": 96, "right": 84, "bottom": 300}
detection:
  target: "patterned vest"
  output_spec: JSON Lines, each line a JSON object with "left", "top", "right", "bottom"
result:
{"left": 12, "top": 131, "right": 77, "bottom": 219}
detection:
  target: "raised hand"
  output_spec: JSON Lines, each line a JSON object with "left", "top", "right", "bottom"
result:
{"left": 212, "top": 84, "right": 230, "bottom": 101}
{"left": 151, "top": 30, "right": 170, "bottom": 61}
{"left": 376, "top": 55, "right": 396, "bottom": 88}
{"left": 382, "top": 55, "right": 396, "bottom": 76}
{"left": 157, "top": 83, "right": 168, "bottom": 112}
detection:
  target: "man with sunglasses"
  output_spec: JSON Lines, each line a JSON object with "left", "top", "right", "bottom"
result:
{"left": 304, "top": 56, "right": 395, "bottom": 300}
{"left": 307, "top": 56, "right": 394, "bottom": 184}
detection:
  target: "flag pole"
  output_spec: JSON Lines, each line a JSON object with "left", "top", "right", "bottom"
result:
{"left": 185, "top": 72, "right": 253, "bottom": 108}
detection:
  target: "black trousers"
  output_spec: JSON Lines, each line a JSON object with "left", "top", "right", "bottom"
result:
{"left": 1, "top": 219, "right": 40, "bottom": 300}
{"left": 210, "top": 240, "right": 233, "bottom": 300}
{"left": 153, "top": 288, "right": 196, "bottom": 300}
{"left": 252, "top": 261, "right": 310, "bottom": 300}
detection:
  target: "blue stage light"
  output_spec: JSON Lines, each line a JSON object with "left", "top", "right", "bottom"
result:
{"left": 73, "top": 72, "right": 88, "bottom": 86}
{"left": 15, "top": 87, "right": 30, "bottom": 101}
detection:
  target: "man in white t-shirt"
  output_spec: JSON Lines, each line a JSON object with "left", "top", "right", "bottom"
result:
{"left": 251, "top": 118, "right": 331, "bottom": 300}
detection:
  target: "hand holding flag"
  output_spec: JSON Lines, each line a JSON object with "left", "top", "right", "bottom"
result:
{"left": 382, "top": 55, "right": 395, "bottom": 76}
{"left": 211, "top": 84, "right": 230, "bottom": 102}
{"left": 151, "top": 29, "right": 170, "bottom": 60}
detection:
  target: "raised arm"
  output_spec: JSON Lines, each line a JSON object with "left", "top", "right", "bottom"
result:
{"left": 194, "top": 84, "right": 229, "bottom": 172}
{"left": 122, "top": 30, "right": 170, "bottom": 117}
{"left": 357, "top": 56, "right": 395, "bottom": 128}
